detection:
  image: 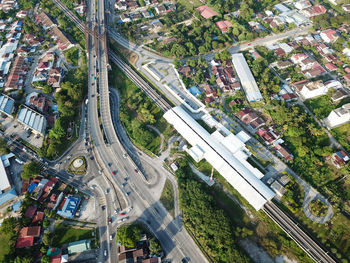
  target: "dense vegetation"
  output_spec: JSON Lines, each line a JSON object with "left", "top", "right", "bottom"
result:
{"left": 175, "top": 159, "right": 250, "bottom": 263}
{"left": 39, "top": 61, "right": 87, "bottom": 159}
{"left": 116, "top": 224, "right": 141, "bottom": 248}
{"left": 159, "top": 180, "right": 175, "bottom": 217}
{"left": 21, "top": 162, "right": 40, "bottom": 180}
{"left": 64, "top": 46, "right": 79, "bottom": 66}
{"left": 110, "top": 66, "right": 174, "bottom": 155}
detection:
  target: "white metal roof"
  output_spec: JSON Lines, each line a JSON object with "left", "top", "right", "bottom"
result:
{"left": 164, "top": 106, "right": 275, "bottom": 210}
{"left": 232, "top": 53, "right": 263, "bottom": 102}
{"left": 17, "top": 106, "right": 46, "bottom": 135}
{"left": 0, "top": 159, "right": 11, "bottom": 191}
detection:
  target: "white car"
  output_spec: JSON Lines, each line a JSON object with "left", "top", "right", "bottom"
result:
{"left": 104, "top": 250, "right": 107, "bottom": 257}
{"left": 126, "top": 207, "right": 133, "bottom": 213}
{"left": 110, "top": 235, "right": 113, "bottom": 241}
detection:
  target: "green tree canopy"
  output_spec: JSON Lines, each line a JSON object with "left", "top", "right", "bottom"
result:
{"left": 116, "top": 224, "right": 141, "bottom": 248}
{"left": 21, "top": 162, "right": 40, "bottom": 180}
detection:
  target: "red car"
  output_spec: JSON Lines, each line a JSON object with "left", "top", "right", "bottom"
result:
{"left": 108, "top": 217, "right": 112, "bottom": 224}
{"left": 120, "top": 212, "right": 126, "bottom": 216}
{"left": 134, "top": 169, "right": 138, "bottom": 173}
{"left": 112, "top": 171, "right": 117, "bottom": 175}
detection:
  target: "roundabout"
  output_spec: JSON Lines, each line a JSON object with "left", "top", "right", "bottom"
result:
{"left": 67, "top": 156, "right": 87, "bottom": 175}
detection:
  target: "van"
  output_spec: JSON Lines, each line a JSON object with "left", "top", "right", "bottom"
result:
{"left": 15, "top": 158, "right": 24, "bottom": 164}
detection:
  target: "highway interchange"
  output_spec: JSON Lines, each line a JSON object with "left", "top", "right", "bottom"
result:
{"left": 37, "top": 0, "right": 338, "bottom": 262}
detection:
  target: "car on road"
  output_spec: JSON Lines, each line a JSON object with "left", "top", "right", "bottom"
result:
{"left": 115, "top": 209, "right": 119, "bottom": 214}
{"left": 104, "top": 250, "right": 107, "bottom": 257}
{"left": 109, "top": 235, "right": 113, "bottom": 241}
{"left": 15, "top": 158, "right": 24, "bottom": 164}
{"left": 123, "top": 153, "right": 127, "bottom": 158}
{"left": 126, "top": 206, "right": 133, "bottom": 213}
{"left": 126, "top": 192, "right": 131, "bottom": 196}
{"left": 122, "top": 183, "right": 127, "bottom": 187}
{"left": 247, "top": 43, "right": 251, "bottom": 46}
{"left": 105, "top": 188, "right": 110, "bottom": 194}
{"left": 134, "top": 169, "right": 138, "bottom": 173}
{"left": 108, "top": 162, "right": 112, "bottom": 167}
{"left": 101, "top": 206, "right": 106, "bottom": 210}
{"left": 117, "top": 217, "right": 129, "bottom": 224}
{"left": 112, "top": 170, "right": 117, "bottom": 176}
{"left": 108, "top": 217, "right": 112, "bottom": 224}
{"left": 120, "top": 212, "right": 126, "bottom": 216}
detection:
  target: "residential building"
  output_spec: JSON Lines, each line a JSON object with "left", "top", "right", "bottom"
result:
{"left": 24, "top": 205, "right": 37, "bottom": 218}
{"left": 35, "top": 12, "right": 55, "bottom": 30}
{"left": 196, "top": 5, "right": 217, "bottom": 19}
{"left": 154, "top": 4, "right": 166, "bottom": 15}
{"left": 18, "top": 226, "right": 41, "bottom": 238}
{"left": 215, "top": 20, "right": 232, "bottom": 32}
{"left": 49, "top": 27, "right": 74, "bottom": 51}
{"left": 331, "top": 150, "right": 349, "bottom": 168}
{"left": 4, "top": 55, "right": 25, "bottom": 91}
{"left": 273, "top": 144, "right": 293, "bottom": 161}
{"left": 320, "top": 29, "right": 339, "bottom": 43}
{"left": 164, "top": 106, "right": 275, "bottom": 210}
{"left": 231, "top": 53, "right": 262, "bottom": 102}
{"left": 295, "top": 0, "right": 312, "bottom": 10}
{"left": 301, "top": 5, "right": 327, "bottom": 17}
{"left": 68, "top": 240, "right": 91, "bottom": 254}
{"left": 298, "top": 80, "right": 328, "bottom": 99}
{"left": 331, "top": 88, "right": 349, "bottom": 102}
{"left": 57, "top": 196, "right": 81, "bottom": 218}
{"left": 342, "top": 4, "right": 350, "bottom": 12}
{"left": 74, "top": 4, "right": 86, "bottom": 16}
{"left": 323, "top": 103, "right": 350, "bottom": 129}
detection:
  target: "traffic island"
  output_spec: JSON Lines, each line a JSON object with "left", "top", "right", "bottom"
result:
{"left": 67, "top": 156, "right": 87, "bottom": 175}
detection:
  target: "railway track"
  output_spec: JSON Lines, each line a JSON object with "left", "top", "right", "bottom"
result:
{"left": 51, "top": 1, "right": 338, "bottom": 262}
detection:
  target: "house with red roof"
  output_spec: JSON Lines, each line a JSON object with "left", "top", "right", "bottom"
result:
{"left": 331, "top": 150, "right": 349, "bottom": 168}
{"left": 301, "top": 5, "right": 326, "bottom": 17}
{"left": 16, "top": 236, "right": 34, "bottom": 248}
{"left": 196, "top": 6, "right": 217, "bottom": 19}
{"left": 256, "top": 128, "right": 281, "bottom": 145}
{"left": 274, "top": 144, "right": 293, "bottom": 161}
{"left": 325, "top": 62, "right": 337, "bottom": 72}
{"left": 32, "top": 211, "right": 45, "bottom": 224}
{"left": 19, "top": 226, "right": 41, "bottom": 238}
{"left": 320, "top": 29, "right": 338, "bottom": 43}
{"left": 24, "top": 206, "right": 37, "bottom": 218}
{"left": 215, "top": 20, "right": 232, "bottom": 32}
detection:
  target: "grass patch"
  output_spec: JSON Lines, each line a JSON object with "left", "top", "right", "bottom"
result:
{"left": 64, "top": 46, "right": 79, "bottom": 66}
{"left": 110, "top": 39, "right": 138, "bottom": 66}
{"left": 160, "top": 179, "right": 175, "bottom": 217}
{"left": 331, "top": 123, "right": 350, "bottom": 152}
{"left": 0, "top": 232, "right": 12, "bottom": 261}
{"left": 109, "top": 65, "right": 175, "bottom": 156}
{"left": 178, "top": 0, "right": 202, "bottom": 10}
{"left": 52, "top": 223, "right": 94, "bottom": 247}
{"left": 67, "top": 156, "right": 87, "bottom": 175}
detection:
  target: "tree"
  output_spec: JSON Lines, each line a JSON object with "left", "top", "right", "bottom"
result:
{"left": 21, "top": 162, "right": 40, "bottom": 180}
{"left": 0, "top": 138, "right": 9, "bottom": 155}
{"left": 41, "top": 255, "right": 50, "bottom": 263}
{"left": 43, "top": 85, "right": 52, "bottom": 94}
{"left": 149, "top": 238, "right": 162, "bottom": 255}
{"left": 14, "top": 256, "right": 33, "bottom": 263}
{"left": 42, "top": 231, "right": 51, "bottom": 246}
{"left": 116, "top": 224, "right": 141, "bottom": 247}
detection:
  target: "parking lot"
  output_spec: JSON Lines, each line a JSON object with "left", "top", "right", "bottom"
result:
{"left": 0, "top": 115, "right": 43, "bottom": 148}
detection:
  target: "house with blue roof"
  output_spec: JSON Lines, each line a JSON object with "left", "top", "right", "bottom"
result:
{"left": 57, "top": 196, "right": 81, "bottom": 219}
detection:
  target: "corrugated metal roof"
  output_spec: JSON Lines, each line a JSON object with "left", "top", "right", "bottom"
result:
{"left": 232, "top": 53, "right": 263, "bottom": 102}
{"left": 0, "top": 159, "right": 11, "bottom": 191}
{"left": 164, "top": 106, "right": 275, "bottom": 210}
{"left": 16, "top": 106, "right": 46, "bottom": 135}
{"left": 0, "top": 94, "right": 14, "bottom": 115}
